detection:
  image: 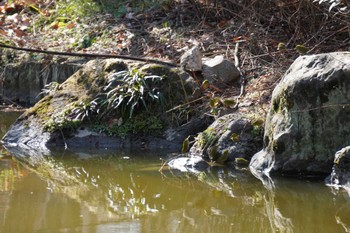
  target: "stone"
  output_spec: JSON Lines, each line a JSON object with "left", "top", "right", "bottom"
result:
{"left": 0, "top": 60, "right": 83, "bottom": 106}
{"left": 202, "top": 55, "right": 240, "bottom": 87}
{"left": 189, "top": 113, "right": 263, "bottom": 163}
{"left": 326, "top": 146, "right": 350, "bottom": 191}
{"left": 250, "top": 52, "right": 350, "bottom": 176}
{"left": 180, "top": 46, "right": 202, "bottom": 71}
{"left": 167, "top": 156, "right": 209, "bottom": 173}
{"left": 1, "top": 59, "right": 204, "bottom": 155}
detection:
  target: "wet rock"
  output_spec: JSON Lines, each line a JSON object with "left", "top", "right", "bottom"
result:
{"left": 167, "top": 156, "right": 209, "bottom": 173}
{"left": 202, "top": 55, "right": 240, "bottom": 87}
{"left": 180, "top": 46, "right": 202, "bottom": 71}
{"left": 250, "top": 52, "right": 350, "bottom": 176}
{"left": 326, "top": 146, "right": 350, "bottom": 190}
{"left": 2, "top": 59, "right": 203, "bottom": 154}
{"left": 189, "top": 113, "right": 263, "bottom": 164}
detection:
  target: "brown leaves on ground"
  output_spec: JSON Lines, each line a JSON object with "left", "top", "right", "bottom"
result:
{"left": 1, "top": 0, "right": 348, "bottom": 115}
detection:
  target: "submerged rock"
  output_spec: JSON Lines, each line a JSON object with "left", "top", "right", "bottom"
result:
{"left": 250, "top": 52, "right": 350, "bottom": 176}
{"left": 167, "top": 156, "right": 209, "bottom": 173}
{"left": 2, "top": 59, "right": 205, "bottom": 154}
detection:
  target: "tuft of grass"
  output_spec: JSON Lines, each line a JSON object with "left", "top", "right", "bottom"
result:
{"left": 91, "top": 69, "right": 166, "bottom": 119}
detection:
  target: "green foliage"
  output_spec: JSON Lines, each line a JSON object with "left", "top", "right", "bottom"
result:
{"left": 71, "top": 101, "right": 94, "bottom": 122}
{"left": 44, "top": 115, "right": 82, "bottom": 133}
{"left": 92, "top": 69, "right": 166, "bottom": 119}
{"left": 216, "top": 149, "right": 229, "bottom": 164}
{"left": 182, "top": 136, "right": 190, "bottom": 154}
{"left": 38, "top": 82, "right": 60, "bottom": 97}
{"left": 55, "top": 0, "right": 100, "bottom": 19}
{"left": 41, "top": 69, "right": 166, "bottom": 138}
{"left": 209, "top": 97, "right": 235, "bottom": 115}
{"left": 92, "top": 114, "right": 163, "bottom": 138}
{"left": 196, "top": 127, "right": 219, "bottom": 151}
{"left": 99, "top": 0, "right": 172, "bottom": 17}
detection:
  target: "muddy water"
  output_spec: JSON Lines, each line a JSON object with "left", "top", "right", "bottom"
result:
{"left": 0, "top": 111, "right": 350, "bottom": 233}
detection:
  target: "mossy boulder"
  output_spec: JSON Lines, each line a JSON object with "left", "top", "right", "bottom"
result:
{"left": 1, "top": 59, "right": 204, "bottom": 154}
{"left": 250, "top": 52, "right": 350, "bottom": 177}
{"left": 189, "top": 114, "right": 263, "bottom": 164}
{"left": 168, "top": 113, "right": 263, "bottom": 173}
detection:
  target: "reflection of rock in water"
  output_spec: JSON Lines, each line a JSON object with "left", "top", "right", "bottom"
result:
{"left": 335, "top": 200, "right": 350, "bottom": 233}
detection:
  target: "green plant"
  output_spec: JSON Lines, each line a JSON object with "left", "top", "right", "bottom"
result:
{"left": 92, "top": 69, "right": 166, "bottom": 118}
{"left": 70, "top": 101, "right": 94, "bottom": 122}
{"left": 92, "top": 114, "right": 163, "bottom": 138}
{"left": 55, "top": 0, "right": 100, "bottom": 19}
{"left": 209, "top": 97, "right": 235, "bottom": 115}
{"left": 38, "top": 82, "right": 60, "bottom": 97}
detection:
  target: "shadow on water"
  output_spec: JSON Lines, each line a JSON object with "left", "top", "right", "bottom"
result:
{"left": 0, "top": 111, "right": 350, "bottom": 233}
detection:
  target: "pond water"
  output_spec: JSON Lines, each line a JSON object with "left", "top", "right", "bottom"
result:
{"left": 0, "top": 111, "right": 350, "bottom": 233}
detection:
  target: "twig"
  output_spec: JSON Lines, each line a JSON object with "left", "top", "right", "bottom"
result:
{"left": 158, "top": 154, "right": 183, "bottom": 172}
{"left": 166, "top": 96, "right": 206, "bottom": 113}
{"left": 234, "top": 41, "right": 245, "bottom": 104}
{"left": 0, "top": 94, "right": 23, "bottom": 108}
{"left": 59, "top": 128, "right": 68, "bottom": 150}
{"left": 0, "top": 43, "right": 178, "bottom": 67}
{"left": 308, "top": 26, "right": 348, "bottom": 53}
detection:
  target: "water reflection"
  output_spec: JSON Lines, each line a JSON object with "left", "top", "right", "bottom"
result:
{"left": 1, "top": 111, "right": 350, "bottom": 233}
{"left": 0, "top": 149, "right": 345, "bottom": 233}
{"left": 0, "top": 111, "right": 22, "bottom": 139}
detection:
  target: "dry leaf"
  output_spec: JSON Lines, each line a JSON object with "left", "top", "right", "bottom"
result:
{"left": 66, "top": 22, "right": 75, "bottom": 29}
{"left": 50, "top": 22, "right": 59, "bottom": 29}
{"left": 218, "top": 19, "right": 229, "bottom": 28}
{"left": 14, "top": 28, "right": 26, "bottom": 37}
{"left": 0, "top": 29, "right": 7, "bottom": 36}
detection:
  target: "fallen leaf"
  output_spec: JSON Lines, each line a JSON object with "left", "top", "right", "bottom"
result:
{"left": 14, "top": 28, "right": 26, "bottom": 37}
{"left": 218, "top": 19, "right": 229, "bottom": 28}
{"left": 0, "top": 29, "right": 7, "bottom": 36}
{"left": 66, "top": 22, "right": 75, "bottom": 29}
{"left": 50, "top": 22, "right": 59, "bottom": 29}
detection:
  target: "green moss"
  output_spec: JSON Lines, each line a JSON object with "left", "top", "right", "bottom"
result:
{"left": 91, "top": 113, "right": 163, "bottom": 138}
{"left": 44, "top": 117, "right": 81, "bottom": 133}
{"left": 26, "top": 95, "right": 54, "bottom": 122}
{"left": 197, "top": 127, "right": 219, "bottom": 150}
{"left": 272, "top": 92, "right": 294, "bottom": 114}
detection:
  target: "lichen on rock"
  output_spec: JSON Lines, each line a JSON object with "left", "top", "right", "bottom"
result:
{"left": 250, "top": 52, "right": 350, "bottom": 176}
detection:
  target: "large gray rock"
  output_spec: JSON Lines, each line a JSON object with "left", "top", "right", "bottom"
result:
{"left": 2, "top": 59, "right": 202, "bottom": 154}
{"left": 250, "top": 52, "right": 350, "bottom": 176}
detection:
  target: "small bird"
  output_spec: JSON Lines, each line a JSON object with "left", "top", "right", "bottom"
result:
{"left": 277, "top": 42, "right": 286, "bottom": 51}
{"left": 182, "top": 136, "right": 190, "bottom": 154}
{"left": 295, "top": 44, "right": 309, "bottom": 54}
